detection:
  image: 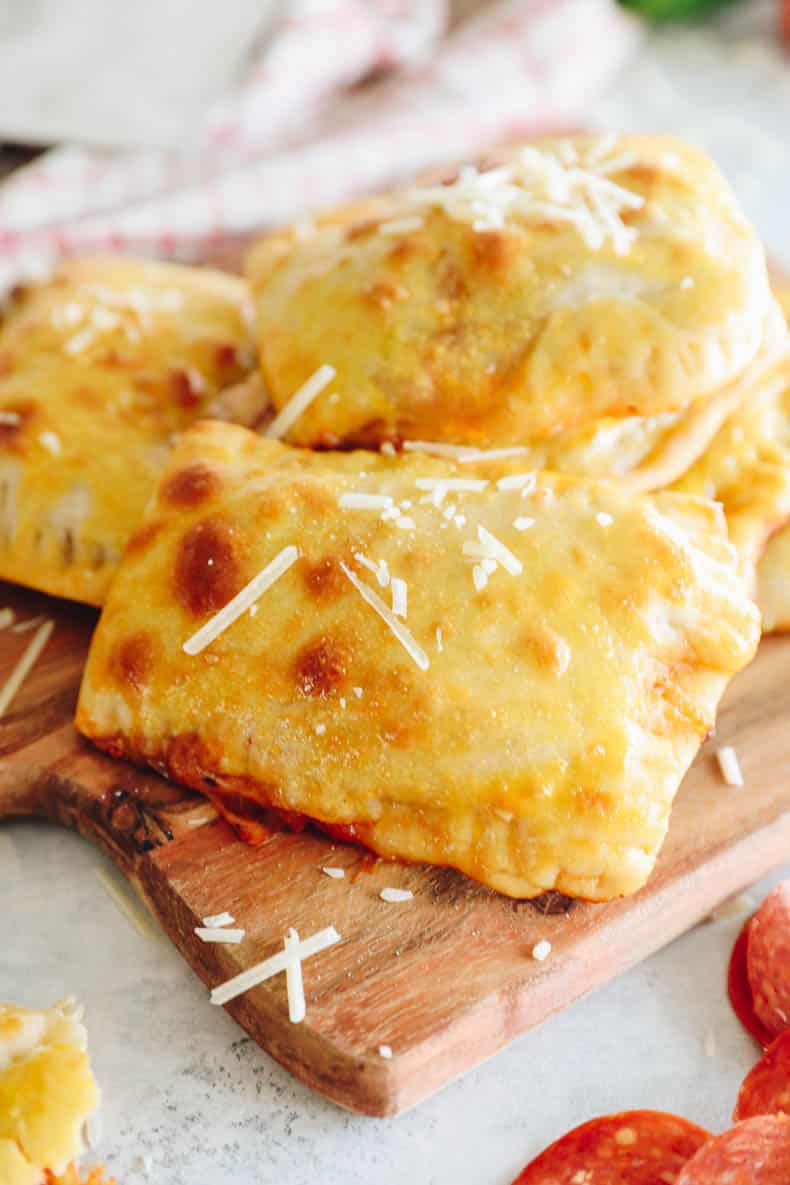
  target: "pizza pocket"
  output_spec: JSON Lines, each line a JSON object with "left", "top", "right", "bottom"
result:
{"left": 0, "top": 255, "right": 263, "bottom": 606}
{"left": 246, "top": 133, "right": 782, "bottom": 495}
{"left": 77, "top": 421, "right": 760, "bottom": 901}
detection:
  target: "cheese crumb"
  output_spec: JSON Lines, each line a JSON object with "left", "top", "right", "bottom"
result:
{"left": 514, "top": 517, "right": 535, "bottom": 531}
{"left": 322, "top": 867, "right": 345, "bottom": 880}
{"left": 716, "top": 745, "right": 744, "bottom": 787}
{"left": 380, "top": 887, "right": 414, "bottom": 903}
{"left": 378, "top": 1044, "right": 393, "bottom": 1058}
{"left": 595, "top": 511, "right": 614, "bottom": 527}
{"left": 194, "top": 927, "right": 245, "bottom": 944}
{"left": 39, "top": 431, "right": 61, "bottom": 455}
{"left": 531, "top": 939, "right": 552, "bottom": 962}
{"left": 202, "top": 911, "right": 235, "bottom": 928}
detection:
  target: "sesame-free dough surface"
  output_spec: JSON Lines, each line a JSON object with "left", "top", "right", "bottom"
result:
{"left": 247, "top": 134, "right": 776, "bottom": 470}
{"left": 77, "top": 422, "right": 759, "bottom": 901}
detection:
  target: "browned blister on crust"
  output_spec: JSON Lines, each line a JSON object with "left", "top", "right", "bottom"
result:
{"left": 76, "top": 421, "right": 759, "bottom": 900}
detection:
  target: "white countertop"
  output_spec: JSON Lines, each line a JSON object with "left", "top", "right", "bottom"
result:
{"left": 3, "top": 8, "right": 790, "bottom": 1183}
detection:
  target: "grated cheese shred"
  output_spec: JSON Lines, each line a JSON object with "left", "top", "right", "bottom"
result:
{"left": 194, "top": 927, "right": 245, "bottom": 944}
{"left": 210, "top": 925, "right": 340, "bottom": 1007}
{"left": 203, "top": 911, "right": 235, "bottom": 928}
{"left": 183, "top": 544, "right": 299, "bottom": 655}
{"left": 380, "top": 887, "right": 414, "bottom": 903}
{"left": 402, "top": 141, "right": 644, "bottom": 255}
{"left": 265, "top": 364, "right": 336, "bottom": 440}
{"left": 341, "top": 562, "right": 429, "bottom": 671}
{"left": 391, "top": 577, "right": 408, "bottom": 619}
{"left": 716, "top": 745, "right": 744, "bottom": 787}
{"left": 340, "top": 492, "right": 393, "bottom": 510}
{"left": 284, "top": 927, "right": 306, "bottom": 1024}
{"left": 0, "top": 618, "right": 54, "bottom": 721}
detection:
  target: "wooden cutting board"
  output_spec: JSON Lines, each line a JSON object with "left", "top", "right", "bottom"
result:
{"left": 1, "top": 578, "right": 789, "bottom": 1116}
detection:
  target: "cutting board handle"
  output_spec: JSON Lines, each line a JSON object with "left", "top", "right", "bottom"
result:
{"left": 0, "top": 720, "right": 215, "bottom": 875}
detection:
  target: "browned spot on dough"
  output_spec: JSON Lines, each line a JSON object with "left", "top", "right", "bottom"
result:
{"left": 170, "top": 367, "right": 203, "bottom": 409}
{"left": 125, "top": 519, "right": 163, "bottom": 557}
{"left": 162, "top": 462, "right": 222, "bottom": 508}
{"left": 0, "top": 352, "right": 14, "bottom": 377}
{"left": 215, "top": 342, "right": 242, "bottom": 371}
{"left": 517, "top": 624, "right": 570, "bottom": 676}
{"left": 303, "top": 555, "right": 345, "bottom": 601}
{"left": 294, "top": 634, "right": 349, "bottom": 697}
{"left": 438, "top": 258, "right": 467, "bottom": 301}
{"left": 0, "top": 398, "right": 37, "bottom": 450}
{"left": 166, "top": 732, "right": 215, "bottom": 784}
{"left": 472, "top": 230, "right": 513, "bottom": 273}
{"left": 362, "top": 279, "right": 409, "bottom": 310}
{"left": 345, "top": 218, "right": 380, "bottom": 242}
{"left": 110, "top": 631, "right": 155, "bottom": 693}
{"left": 174, "top": 518, "right": 241, "bottom": 616}
{"left": 388, "top": 238, "right": 419, "bottom": 265}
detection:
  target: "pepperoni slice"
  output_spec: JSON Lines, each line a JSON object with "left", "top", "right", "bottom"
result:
{"left": 746, "top": 882, "right": 790, "bottom": 1041}
{"left": 729, "top": 920, "right": 776, "bottom": 1050}
{"left": 734, "top": 1029, "right": 790, "bottom": 1121}
{"left": 511, "top": 1110, "right": 710, "bottom": 1184}
{"left": 676, "top": 1115, "right": 790, "bottom": 1184}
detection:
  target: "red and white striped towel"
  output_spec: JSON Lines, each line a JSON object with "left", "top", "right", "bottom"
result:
{"left": 0, "top": 0, "right": 639, "bottom": 289}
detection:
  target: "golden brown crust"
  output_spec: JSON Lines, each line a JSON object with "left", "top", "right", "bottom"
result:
{"left": 247, "top": 135, "right": 775, "bottom": 455}
{"left": 77, "top": 421, "right": 760, "bottom": 900}
{"left": 0, "top": 256, "right": 256, "bottom": 606}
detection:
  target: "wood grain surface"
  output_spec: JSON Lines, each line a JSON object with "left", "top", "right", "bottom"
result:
{"left": 0, "top": 577, "right": 788, "bottom": 1115}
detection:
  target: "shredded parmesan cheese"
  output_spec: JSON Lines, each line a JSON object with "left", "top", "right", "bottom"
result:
{"left": 415, "top": 477, "right": 488, "bottom": 494}
{"left": 0, "top": 618, "right": 53, "bottom": 721}
{"left": 194, "top": 927, "right": 245, "bottom": 944}
{"left": 497, "top": 473, "right": 536, "bottom": 492}
{"left": 391, "top": 577, "right": 407, "bottom": 619}
{"left": 39, "top": 431, "right": 61, "bottom": 455}
{"left": 380, "top": 887, "right": 414, "bottom": 903}
{"left": 322, "top": 867, "right": 345, "bottom": 880}
{"left": 457, "top": 446, "right": 531, "bottom": 464}
{"left": 183, "top": 544, "right": 299, "bottom": 655}
{"left": 514, "top": 516, "right": 535, "bottom": 532}
{"left": 379, "top": 216, "right": 424, "bottom": 235}
{"left": 12, "top": 614, "right": 45, "bottom": 633}
{"left": 595, "top": 511, "right": 614, "bottom": 527}
{"left": 378, "top": 1044, "right": 393, "bottom": 1058}
{"left": 265, "top": 364, "right": 336, "bottom": 439}
{"left": 203, "top": 911, "right": 235, "bottom": 928}
{"left": 210, "top": 925, "right": 340, "bottom": 1007}
{"left": 435, "top": 626, "right": 443, "bottom": 652}
{"left": 340, "top": 562, "right": 429, "bottom": 671}
{"left": 531, "top": 939, "right": 552, "bottom": 961}
{"left": 340, "top": 492, "right": 394, "bottom": 510}
{"left": 402, "top": 440, "right": 481, "bottom": 460}
{"left": 284, "top": 928, "right": 306, "bottom": 1024}
{"left": 472, "top": 565, "right": 488, "bottom": 592}
{"left": 0, "top": 608, "right": 14, "bottom": 629}
{"left": 475, "top": 525, "right": 523, "bottom": 575}
{"left": 716, "top": 745, "right": 744, "bottom": 787}
{"left": 404, "top": 141, "right": 644, "bottom": 255}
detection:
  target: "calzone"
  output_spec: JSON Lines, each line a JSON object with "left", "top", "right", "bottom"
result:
{"left": 77, "top": 422, "right": 760, "bottom": 901}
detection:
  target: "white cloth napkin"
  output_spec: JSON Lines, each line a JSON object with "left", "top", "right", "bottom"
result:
{"left": 0, "top": 0, "right": 640, "bottom": 289}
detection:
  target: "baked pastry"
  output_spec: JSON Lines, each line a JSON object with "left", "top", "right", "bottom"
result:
{"left": 0, "top": 998, "right": 104, "bottom": 1185}
{"left": 669, "top": 354, "right": 790, "bottom": 584}
{"left": 76, "top": 421, "right": 760, "bottom": 900}
{"left": 0, "top": 255, "right": 261, "bottom": 606}
{"left": 246, "top": 134, "right": 783, "bottom": 496}
{"left": 758, "top": 524, "right": 790, "bottom": 631}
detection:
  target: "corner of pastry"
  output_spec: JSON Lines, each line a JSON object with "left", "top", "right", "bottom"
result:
{"left": 0, "top": 254, "right": 262, "bottom": 607}
{"left": 246, "top": 133, "right": 778, "bottom": 452}
{"left": 76, "top": 420, "right": 760, "bottom": 902}
{"left": 0, "top": 997, "right": 108, "bottom": 1185}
